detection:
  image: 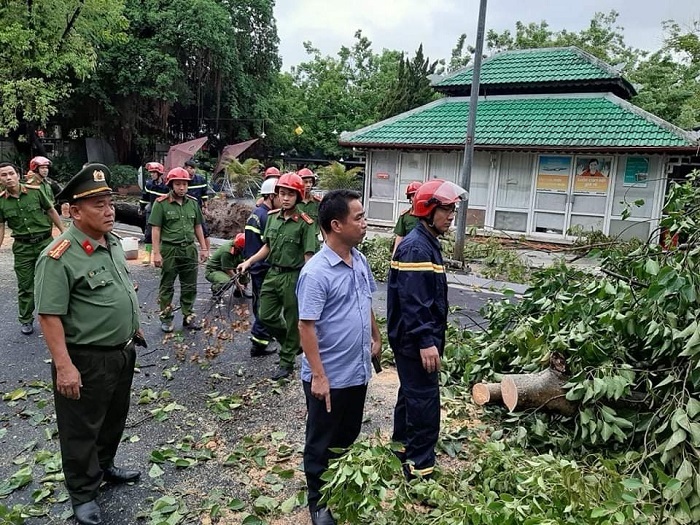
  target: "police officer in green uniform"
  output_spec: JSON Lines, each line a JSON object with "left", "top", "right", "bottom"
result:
{"left": 149, "top": 167, "right": 209, "bottom": 333}
{"left": 238, "top": 173, "right": 317, "bottom": 380}
{"left": 34, "top": 163, "right": 143, "bottom": 525}
{"left": 393, "top": 181, "right": 422, "bottom": 255}
{"left": 0, "top": 162, "right": 65, "bottom": 334}
{"left": 297, "top": 168, "right": 322, "bottom": 221}
{"left": 26, "top": 156, "right": 62, "bottom": 204}
{"left": 205, "top": 233, "right": 248, "bottom": 297}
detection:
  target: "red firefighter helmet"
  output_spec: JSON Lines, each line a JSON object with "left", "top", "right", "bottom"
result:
{"left": 276, "top": 172, "right": 305, "bottom": 200}
{"left": 411, "top": 179, "right": 467, "bottom": 218}
{"left": 165, "top": 167, "right": 191, "bottom": 186}
{"left": 145, "top": 162, "right": 164, "bottom": 174}
{"left": 264, "top": 166, "right": 281, "bottom": 179}
{"left": 406, "top": 181, "right": 422, "bottom": 198}
{"left": 297, "top": 167, "right": 315, "bottom": 180}
{"left": 29, "top": 156, "right": 51, "bottom": 171}
{"left": 234, "top": 233, "right": 245, "bottom": 251}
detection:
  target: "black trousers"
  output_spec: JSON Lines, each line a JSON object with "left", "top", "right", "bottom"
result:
{"left": 52, "top": 344, "right": 136, "bottom": 505}
{"left": 392, "top": 352, "right": 440, "bottom": 477}
{"left": 303, "top": 381, "right": 367, "bottom": 511}
{"left": 249, "top": 271, "right": 271, "bottom": 346}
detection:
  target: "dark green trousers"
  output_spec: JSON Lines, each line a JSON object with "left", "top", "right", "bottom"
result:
{"left": 52, "top": 344, "right": 136, "bottom": 505}
{"left": 13, "top": 236, "right": 52, "bottom": 323}
{"left": 159, "top": 243, "right": 198, "bottom": 321}
{"left": 259, "top": 269, "right": 300, "bottom": 370}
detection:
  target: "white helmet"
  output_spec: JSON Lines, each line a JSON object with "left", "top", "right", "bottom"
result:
{"left": 260, "top": 178, "right": 277, "bottom": 196}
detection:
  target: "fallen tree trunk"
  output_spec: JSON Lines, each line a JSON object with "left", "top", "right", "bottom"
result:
{"left": 472, "top": 383, "right": 503, "bottom": 406}
{"left": 114, "top": 202, "right": 145, "bottom": 231}
{"left": 501, "top": 368, "right": 577, "bottom": 416}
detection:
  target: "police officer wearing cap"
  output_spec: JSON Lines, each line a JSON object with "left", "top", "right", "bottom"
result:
{"left": 0, "top": 162, "right": 65, "bottom": 335}
{"left": 34, "top": 163, "right": 143, "bottom": 525}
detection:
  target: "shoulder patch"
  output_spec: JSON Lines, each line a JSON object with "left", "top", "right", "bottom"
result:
{"left": 268, "top": 208, "right": 282, "bottom": 215}
{"left": 300, "top": 212, "right": 314, "bottom": 225}
{"left": 156, "top": 194, "right": 169, "bottom": 202}
{"left": 48, "top": 239, "right": 71, "bottom": 260}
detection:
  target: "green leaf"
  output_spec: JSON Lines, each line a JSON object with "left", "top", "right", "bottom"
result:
{"left": 148, "top": 464, "right": 164, "bottom": 478}
{"left": 645, "top": 259, "right": 660, "bottom": 276}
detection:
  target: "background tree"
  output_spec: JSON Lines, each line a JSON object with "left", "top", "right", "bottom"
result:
{"left": 316, "top": 162, "right": 362, "bottom": 191}
{"left": 0, "top": 0, "right": 127, "bottom": 155}
{"left": 379, "top": 44, "right": 440, "bottom": 120}
{"left": 64, "top": 0, "right": 280, "bottom": 163}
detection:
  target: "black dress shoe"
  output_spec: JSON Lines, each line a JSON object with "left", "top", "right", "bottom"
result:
{"left": 102, "top": 465, "right": 141, "bottom": 484}
{"left": 73, "top": 500, "right": 102, "bottom": 525}
{"left": 310, "top": 507, "right": 337, "bottom": 525}
{"left": 21, "top": 322, "right": 34, "bottom": 335}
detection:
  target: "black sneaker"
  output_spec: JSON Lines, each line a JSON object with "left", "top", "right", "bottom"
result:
{"left": 20, "top": 323, "right": 34, "bottom": 335}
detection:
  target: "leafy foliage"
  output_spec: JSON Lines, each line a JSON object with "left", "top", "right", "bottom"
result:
{"left": 0, "top": 0, "right": 127, "bottom": 134}
{"left": 223, "top": 158, "right": 262, "bottom": 198}
{"left": 358, "top": 236, "right": 392, "bottom": 282}
{"left": 316, "top": 162, "right": 362, "bottom": 191}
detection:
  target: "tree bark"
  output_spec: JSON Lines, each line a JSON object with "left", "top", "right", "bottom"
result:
{"left": 501, "top": 368, "right": 577, "bottom": 416}
{"left": 472, "top": 382, "right": 502, "bottom": 406}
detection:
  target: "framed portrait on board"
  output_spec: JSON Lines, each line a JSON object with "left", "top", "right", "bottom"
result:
{"left": 574, "top": 156, "right": 612, "bottom": 193}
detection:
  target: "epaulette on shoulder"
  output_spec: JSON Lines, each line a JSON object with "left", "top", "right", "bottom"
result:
{"left": 400, "top": 208, "right": 411, "bottom": 216}
{"left": 110, "top": 231, "right": 123, "bottom": 240}
{"left": 185, "top": 194, "right": 198, "bottom": 201}
{"left": 0, "top": 190, "right": 6, "bottom": 198}
{"left": 313, "top": 194, "right": 322, "bottom": 202}
{"left": 156, "top": 194, "right": 169, "bottom": 202}
{"left": 300, "top": 212, "right": 314, "bottom": 225}
{"left": 268, "top": 208, "right": 282, "bottom": 214}
{"left": 25, "top": 184, "right": 41, "bottom": 190}
{"left": 48, "top": 239, "right": 71, "bottom": 260}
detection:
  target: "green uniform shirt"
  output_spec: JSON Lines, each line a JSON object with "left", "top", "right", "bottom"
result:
{"left": 0, "top": 184, "right": 54, "bottom": 237}
{"left": 262, "top": 208, "right": 317, "bottom": 269}
{"left": 148, "top": 193, "right": 203, "bottom": 244}
{"left": 297, "top": 197, "right": 321, "bottom": 221}
{"left": 34, "top": 225, "right": 140, "bottom": 346}
{"left": 394, "top": 208, "right": 419, "bottom": 237}
{"left": 28, "top": 178, "right": 56, "bottom": 205}
{"left": 206, "top": 240, "right": 244, "bottom": 273}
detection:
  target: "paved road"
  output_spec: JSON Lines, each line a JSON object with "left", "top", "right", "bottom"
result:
{"left": 0, "top": 232, "right": 502, "bottom": 524}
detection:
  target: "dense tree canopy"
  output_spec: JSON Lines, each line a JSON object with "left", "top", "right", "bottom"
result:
{"left": 0, "top": 0, "right": 127, "bottom": 142}
{"left": 0, "top": 5, "right": 697, "bottom": 166}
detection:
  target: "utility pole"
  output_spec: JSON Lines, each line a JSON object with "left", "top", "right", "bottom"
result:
{"left": 454, "top": 0, "right": 488, "bottom": 262}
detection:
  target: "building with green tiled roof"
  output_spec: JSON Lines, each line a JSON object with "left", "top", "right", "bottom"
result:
{"left": 339, "top": 46, "right": 699, "bottom": 242}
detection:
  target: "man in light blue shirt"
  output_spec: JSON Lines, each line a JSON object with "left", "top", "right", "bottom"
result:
{"left": 297, "top": 189, "right": 382, "bottom": 525}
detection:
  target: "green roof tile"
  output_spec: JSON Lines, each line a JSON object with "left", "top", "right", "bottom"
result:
{"left": 435, "top": 47, "right": 619, "bottom": 88}
{"left": 339, "top": 96, "right": 696, "bottom": 149}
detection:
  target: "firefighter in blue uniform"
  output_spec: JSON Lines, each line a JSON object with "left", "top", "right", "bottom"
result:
{"left": 387, "top": 179, "right": 466, "bottom": 479}
{"left": 184, "top": 159, "right": 211, "bottom": 250}
{"left": 139, "top": 162, "right": 168, "bottom": 264}
{"left": 244, "top": 177, "right": 278, "bottom": 357}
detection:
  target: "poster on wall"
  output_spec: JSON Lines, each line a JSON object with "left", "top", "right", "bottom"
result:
{"left": 623, "top": 157, "right": 649, "bottom": 187}
{"left": 574, "top": 156, "right": 612, "bottom": 193}
{"left": 536, "top": 156, "right": 572, "bottom": 192}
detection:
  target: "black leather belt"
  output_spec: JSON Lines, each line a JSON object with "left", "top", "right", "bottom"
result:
{"left": 67, "top": 337, "right": 134, "bottom": 352}
{"left": 271, "top": 265, "right": 301, "bottom": 273}
{"left": 162, "top": 240, "right": 192, "bottom": 247}
{"left": 14, "top": 232, "right": 51, "bottom": 244}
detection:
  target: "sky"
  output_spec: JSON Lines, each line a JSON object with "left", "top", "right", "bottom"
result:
{"left": 274, "top": 0, "right": 700, "bottom": 70}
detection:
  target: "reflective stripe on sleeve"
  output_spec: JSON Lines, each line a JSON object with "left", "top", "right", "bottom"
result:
{"left": 390, "top": 261, "right": 444, "bottom": 273}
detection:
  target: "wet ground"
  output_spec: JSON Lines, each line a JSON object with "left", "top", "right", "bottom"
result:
{"left": 0, "top": 232, "right": 501, "bottom": 524}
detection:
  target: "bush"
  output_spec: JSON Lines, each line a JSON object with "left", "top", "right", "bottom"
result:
{"left": 108, "top": 164, "right": 138, "bottom": 188}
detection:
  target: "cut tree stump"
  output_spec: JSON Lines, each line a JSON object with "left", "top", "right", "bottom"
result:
{"left": 472, "top": 383, "right": 503, "bottom": 406}
{"left": 501, "top": 368, "right": 577, "bottom": 416}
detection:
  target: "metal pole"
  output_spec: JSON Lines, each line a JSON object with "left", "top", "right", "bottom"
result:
{"left": 454, "top": 0, "right": 488, "bottom": 262}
